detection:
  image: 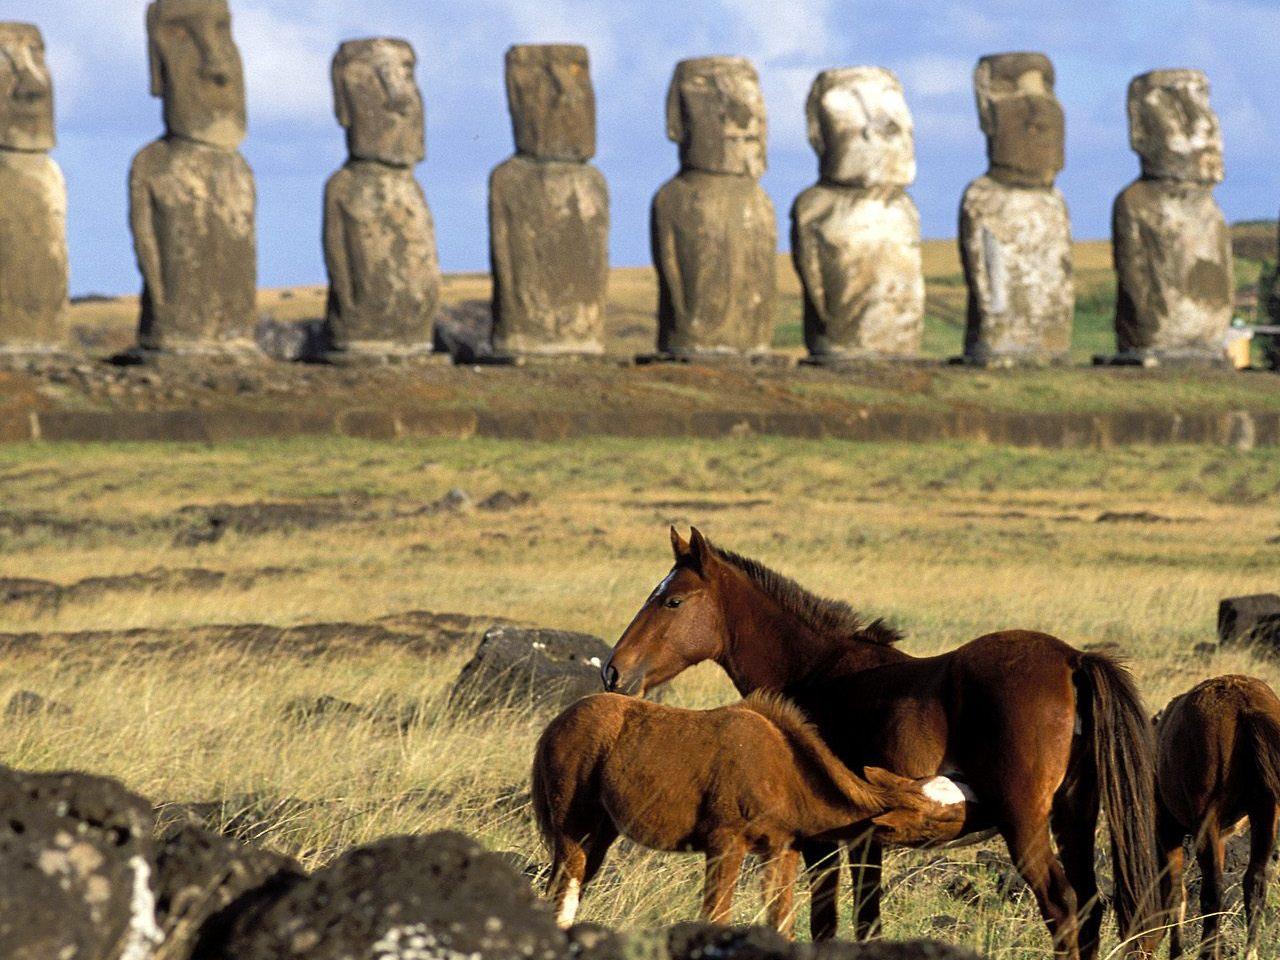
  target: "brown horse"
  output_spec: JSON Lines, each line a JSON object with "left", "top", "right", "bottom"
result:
{"left": 603, "top": 528, "right": 1161, "bottom": 960}
{"left": 1154, "top": 675, "right": 1280, "bottom": 960}
{"left": 531, "top": 691, "right": 968, "bottom": 934}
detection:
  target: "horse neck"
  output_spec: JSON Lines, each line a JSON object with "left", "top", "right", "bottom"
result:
{"left": 714, "top": 567, "right": 908, "bottom": 697}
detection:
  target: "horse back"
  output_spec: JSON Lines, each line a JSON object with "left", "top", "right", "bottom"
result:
{"left": 1157, "top": 675, "right": 1280, "bottom": 829}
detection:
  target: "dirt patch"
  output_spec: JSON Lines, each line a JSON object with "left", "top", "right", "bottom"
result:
{"left": 173, "top": 498, "right": 370, "bottom": 545}
{"left": 625, "top": 498, "right": 771, "bottom": 512}
{"left": 0, "top": 565, "right": 298, "bottom": 611}
{"left": 1094, "top": 511, "right": 1203, "bottom": 524}
{"left": 0, "top": 609, "right": 517, "bottom": 662}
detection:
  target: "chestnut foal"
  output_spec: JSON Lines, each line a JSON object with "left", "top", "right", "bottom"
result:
{"left": 1155, "top": 675, "right": 1280, "bottom": 960}
{"left": 531, "top": 692, "right": 966, "bottom": 933}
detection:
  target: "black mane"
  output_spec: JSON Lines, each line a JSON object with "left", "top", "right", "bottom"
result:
{"left": 711, "top": 544, "right": 903, "bottom": 647}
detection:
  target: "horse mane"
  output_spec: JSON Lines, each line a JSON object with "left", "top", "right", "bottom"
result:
{"left": 711, "top": 544, "right": 903, "bottom": 647}
{"left": 739, "top": 692, "right": 886, "bottom": 813}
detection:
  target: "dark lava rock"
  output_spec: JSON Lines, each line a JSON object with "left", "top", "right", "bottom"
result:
{"left": 808, "top": 940, "right": 985, "bottom": 960}
{"left": 433, "top": 299, "right": 495, "bottom": 363}
{"left": 1218, "top": 594, "right": 1280, "bottom": 646}
{"left": 0, "top": 767, "right": 163, "bottom": 960}
{"left": 282, "top": 694, "right": 421, "bottom": 733}
{"left": 215, "top": 830, "right": 565, "bottom": 960}
{"left": 152, "top": 822, "right": 305, "bottom": 960}
{"left": 450, "top": 625, "right": 612, "bottom": 713}
{"left": 254, "top": 317, "right": 327, "bottom": 363}
{"left": 478, "top": 490, "right": 536, "bottom": 512}
{"left": 4, "top": 689, "right": 71, "bottom": 718}
{"left": 668, "top": 922, "right": 794, "bottom": 960}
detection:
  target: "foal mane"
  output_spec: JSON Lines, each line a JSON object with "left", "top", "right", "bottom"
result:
{"left": 711, "top": 544, "right": 902, "bottom": 647}
{"left": 740, "top": 692, "right": 886, "bottom": 812}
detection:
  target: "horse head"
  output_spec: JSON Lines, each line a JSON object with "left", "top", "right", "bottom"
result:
{"left": 603, "top": 526, "right": 728, "bottom": 696}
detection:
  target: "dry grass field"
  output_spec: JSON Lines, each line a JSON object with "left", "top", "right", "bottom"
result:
{"left": 1, "top": 435, "right": 1278, "bottom": 955}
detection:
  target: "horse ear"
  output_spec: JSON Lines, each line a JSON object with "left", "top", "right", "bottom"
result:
{"left": 670, "top": 525, "right": 690, "bottom": 560}
{"left": 688, "top": 527, "right": 714, "bottom": 575}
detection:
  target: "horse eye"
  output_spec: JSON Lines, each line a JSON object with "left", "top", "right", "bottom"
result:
{"left": 664, "top": 597, "right": 683, "bottom": 609}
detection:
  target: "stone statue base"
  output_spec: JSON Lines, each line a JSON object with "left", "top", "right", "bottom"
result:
{"left": 653, "top": 170, "right": 777, "bottom": 356}
{"left": 0, "top": 151, "right": 67, "bottom": 351}
{"left": 959, "top": 175, "right": 1073, "bottom": 366}
{"left": 792, "top": 185, "right": 924, "bottom": 359}
{"left": 1093, "top": 349, "right": 1229, "bottom": 368}
{"left": 323, "top": 343, "right": 449, "bottom": 367}
{"left": 490, "top": 156, "right": 608, "bottom": 358}
{"left": 1113, "top": 180, "right": 1232, "bottom": 358}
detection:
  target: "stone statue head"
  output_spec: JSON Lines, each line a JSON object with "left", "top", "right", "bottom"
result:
{"left": 505, "top": 44, "right": 595, "bottom": 162}
{"left": 806, "top": 67, "right": 914, "bottom": 188}
{"left": 974, "top": 52, "right": 1064, "bottom": 188}
{"left": 1128, "top": 69, "right": 1223, "bottom": 184}
{"left": 666, "top": 56, "right": 766, "bottom": 178}
{"left": 333, "top": 38, "right": 425, "bottom": 168}
{"left": 146, "top": 0, "right": 246, "bottom": 149}
{"left": 0, "top": 23, "right": 54, "bottom": 152}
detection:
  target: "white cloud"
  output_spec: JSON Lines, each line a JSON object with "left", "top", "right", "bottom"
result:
{"left": 899, "top": 54, "right": 973, "bottom": 99}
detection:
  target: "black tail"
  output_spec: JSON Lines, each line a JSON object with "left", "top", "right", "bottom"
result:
{"left": 530, "top": 725, "right": 557, "bottom": 855}
{"left": 1078, "top": 653, "right": 1162, "bottom": 944}
{"left": 1242, "top": 708, "right": 1280, "bottom": 802}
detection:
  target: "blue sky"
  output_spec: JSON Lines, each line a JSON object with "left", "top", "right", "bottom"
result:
{"left": 18, "top": 0, "right": 1280, "bottom": 295}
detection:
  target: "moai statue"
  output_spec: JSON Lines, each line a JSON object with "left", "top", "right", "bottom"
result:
{"left": 792, "top": 67, "right": 923, "bottom": 360}
{"left": 1112, "top": 70, "right": 1232, "bottom": 363}
{"left": 490, "top": 44, "right": 608, "bottom": 358}
{"left": 959, "top": 53, "right": 1073, "bottom": 365}
{"left": 130, "top": 0, "right": 256, "bottom": 354}
{"left": 0, "top": 23, "right": 67, "bottom": 353}
{"left": 324, "top": 38, "right": 440, "bottom": 360}
{"left": 652, "top": 57, "right": 776, "bottom": 358}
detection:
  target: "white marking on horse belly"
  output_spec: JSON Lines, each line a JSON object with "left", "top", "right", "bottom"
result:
{"left": 922, "top": 776, "right": 976, "bottom": 805}
{"left": 557, "top": 878, "right": 581, "bottom": 928}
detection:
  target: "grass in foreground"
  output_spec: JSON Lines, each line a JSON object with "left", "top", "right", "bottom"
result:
{"left": 0, "top": 436, "right": 1278, "bottom": 953}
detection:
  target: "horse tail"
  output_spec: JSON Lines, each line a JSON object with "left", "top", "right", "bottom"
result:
{"left": 530, "top": 722, "right": 557, "bottom": 854}
{"left": 1077, "top": 653, "right": 1162, "bottom": 943}
{"left": 1241, "top": 708, "right": 1280, "bottom": 802}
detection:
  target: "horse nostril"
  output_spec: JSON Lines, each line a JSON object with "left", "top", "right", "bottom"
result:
{"left": 602, "top": 663, "right": 619, "bottom": 691}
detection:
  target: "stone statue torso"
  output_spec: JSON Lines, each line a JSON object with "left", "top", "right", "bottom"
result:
{"left": 792, "top": 184, "right": 923, "bottom": 357}
{"left": 0, "top": 152, "right": 66, "bottom": 346}
{"left": 324, "top": 160, "right": 439, "bottom": 348}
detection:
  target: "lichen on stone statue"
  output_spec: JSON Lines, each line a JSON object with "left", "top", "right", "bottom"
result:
{"left": 791, "top": 67, "right": 924, "bottom": 360}
{"left": 489, "top": 44, "right": 609, "bottom": 358}
{"left": 324, "top": 38, "right": 441, "bottom": 360}
{"left": 0, "top": 22, "right": 68, "bottom": 354}
{"left": 958, "top": 52, "right": 1074, "bottom": 366}
{"left": 129, "top": 0, "right": 257, "bottom": 355}
{"left": 651, "top": 56, "right": 777, "bottom": 358}
{"left": 1111, "top": 69, "right": 1232, "bottom": 364}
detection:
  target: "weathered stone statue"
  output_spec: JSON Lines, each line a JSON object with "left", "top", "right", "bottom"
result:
{"left": 490, "top": 44, "right": 608, "bottom": 358}
{"left": 652, "top": 57, "right": 776, "bottom": 358}
{"left": 959, "top": 52, "right": 1073, "bottom": 365}
{"left": 792, "top": 68, "right": 923, "bottom": 360}
{"left": 1112, "top": 70, "right": 1232, "bottom": 363}
{"left": 0, "top": 23, "right": 67, "bottom": 353}
{"left": 324, "top": 38, "right": 440, "bottom": 360}
{"left": 130, "top": 0, "right": 256, "bottom": 354}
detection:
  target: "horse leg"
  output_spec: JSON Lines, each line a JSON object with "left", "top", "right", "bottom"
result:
{"left": 846, "top": 834, "right": 883, "bottom": 941}
{"left": 1159, "top": 821, "right": 1187, "bottom": 960}
{"left": 702, "top": 833, "right": 747, "bottom": 925}
{"left": 1002, "top": 816, "right": 1081, "bottom": 959}
{"left": 761, "top": 847, "right": 800, "bottom": 937}
{"left": 548, "top": 834, "right": 589, "bottom": 929}
{"left": 800, "top": 839, "right": 840, "bottom": 941}
{"left": 1051, "top": 773, "right": 1102, "bottom": 960}
{"left": 1243, "top": 801, "right": 1277, "bottom": 960}
{"left": 1193, "top": 821, "right": 1224, "bottom": 960}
